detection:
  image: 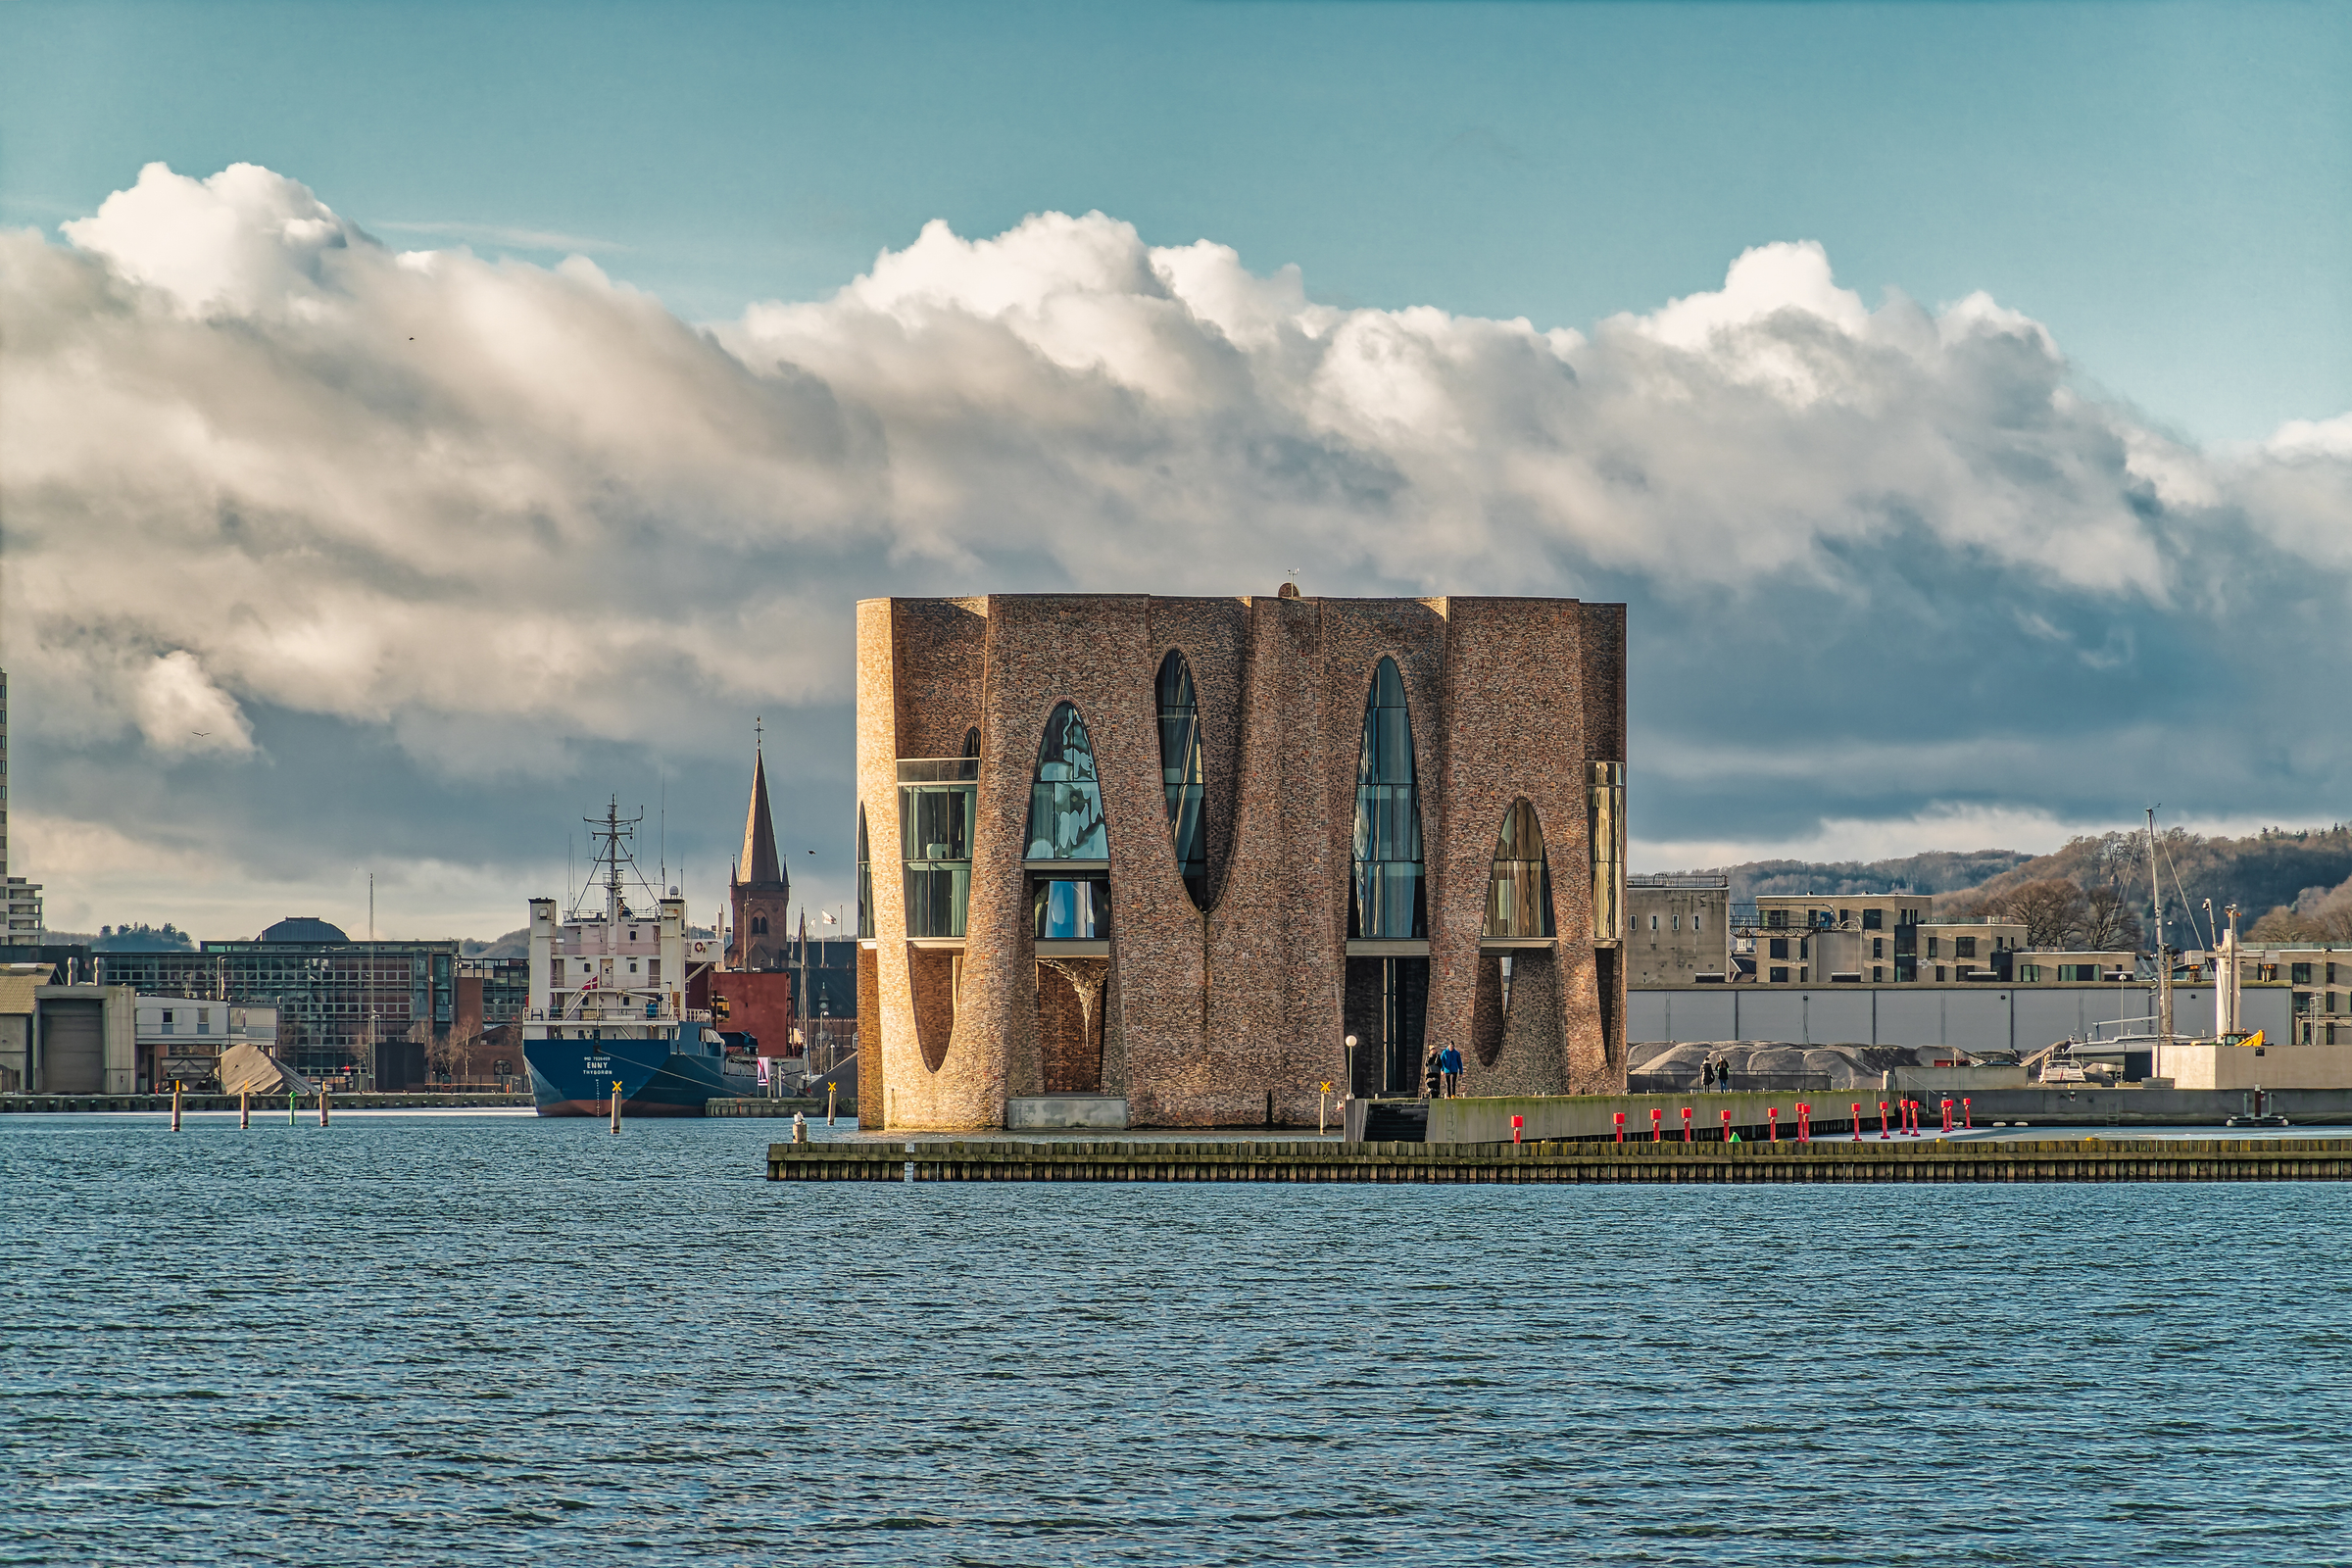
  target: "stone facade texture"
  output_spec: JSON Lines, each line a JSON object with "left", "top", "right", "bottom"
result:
{"left": 857, "top": 593, "right": 1628, "bottom": 1130}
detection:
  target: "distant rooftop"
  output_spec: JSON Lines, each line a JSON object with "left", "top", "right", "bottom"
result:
{"left": 1627, "top": 874, "right": 1728, "bottom": 889}
{"left": 257, "top": 916, "right": 349, "bottom": 944}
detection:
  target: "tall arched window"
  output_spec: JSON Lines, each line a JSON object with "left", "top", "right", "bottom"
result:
{"left": 1483, "top": 800, "right": 1555, "bottom": 939}
{"left": 1156, "top": 651, "right": 1207, "bottom": 906}
{"left": 1026, "top": 703, "right": 1106, "bottom": 859}
{"left": 1027, "top": 702, "right": 1109, "bottom": 941}
{"left": 856, "top": 806, "right": 874, "bottom": 940}
{"left": 1350, "top": 657, "right": 1425, "bottom": 939}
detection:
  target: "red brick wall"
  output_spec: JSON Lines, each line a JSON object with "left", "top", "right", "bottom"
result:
{"left": 707, "top": 970, "right": 796, "bottom": 1056}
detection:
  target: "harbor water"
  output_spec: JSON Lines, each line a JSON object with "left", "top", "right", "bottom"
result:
{"left": 4, "top": 1111, "right": 2349, "bottom": 1565}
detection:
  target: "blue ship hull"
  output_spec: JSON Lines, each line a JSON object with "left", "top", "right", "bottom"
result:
{"left": 525, "top": 1028, "right": 753, "bottom": 1117}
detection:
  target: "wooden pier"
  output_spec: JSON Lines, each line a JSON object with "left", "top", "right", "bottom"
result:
{"left": 768, "top": 1135, "right": 2352, "bottom": 1184}
{"left": 707, "top": 1097, "right": 847, "bottom": 1118}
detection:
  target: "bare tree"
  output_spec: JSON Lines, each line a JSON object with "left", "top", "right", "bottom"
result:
{"left": 1997, "top": 878, "right": 2088, "bottom": 947}
{"left": 418, "top": 1017, "right": 461, "bottom": 1086}
{"left": 2078, "top": 885, "right": 2144, "bottom": 951}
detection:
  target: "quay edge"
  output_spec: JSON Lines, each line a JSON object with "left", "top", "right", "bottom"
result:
{"left": 767, "top": 1135, "right": 2352, "bottom": 1184}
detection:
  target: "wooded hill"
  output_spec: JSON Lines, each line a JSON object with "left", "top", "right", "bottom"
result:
{"left": 1663, "top": 850, "right": 2036, "bottom": 903}
{"left": 1934, "top": 825, "right": 2352, "bottom": 949}
{"left": 1679, "top": 826, "right": 2352, "bottom": 953}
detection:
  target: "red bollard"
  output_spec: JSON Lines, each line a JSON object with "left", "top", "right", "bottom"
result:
{"left": 1941, "top": 1099, "right": 1953, "bottom": 1133}
{"left": 1879, "top": 1101, "right": 1891, "bottom": 1139}
{"left": 1851, "top": 1102, "right": 1865, "bottom": 1142}
{"left": 1769, "top": 1106, "right": 1780, "bottom": 1142}
{"left": 1911, "top": 1100, "right": 1924, "bottom": 1137}
{"left": 1721, "top": 1107, "right": 1733, "bottom": 1142}
{"left": 1512, "top": 1113, "right": 1524, "bottom": 1146}
{"left": 1681, "top": 1106, "right": 1693, "bottom": 1144}
{"left": 1796, "top": 1102, "right": 1811, "bottom": 1143}
{"left": 1651, "top": 1107, "right": 1664, "bottom": 1142}
{"left": 1963, "top": 1097, "right": 1973, "bottom": 1130}
{"left": 1614, "top": 1110, "right": 1626, "bottom": 1144}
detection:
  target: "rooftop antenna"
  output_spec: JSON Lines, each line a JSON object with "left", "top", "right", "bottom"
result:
{"left": 368, "top": 872, "right": 374, "bottom": 944}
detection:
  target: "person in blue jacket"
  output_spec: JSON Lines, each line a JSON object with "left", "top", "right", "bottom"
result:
{"left": 1438, "top": 1044, "right": 1463, "bottom": 1098}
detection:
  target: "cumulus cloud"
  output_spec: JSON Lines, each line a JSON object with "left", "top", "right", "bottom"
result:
{"left": 4, "top": 160, "right": 2352, "bottom": 933}
{"left": 132, "top": 652, "right": 255, "bottom": 755}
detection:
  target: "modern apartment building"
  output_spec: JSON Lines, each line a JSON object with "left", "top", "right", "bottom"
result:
{"left": 1914, "top": 917, "right": 2031, "bottom": 982}
{"left": 1745, "top": 893, "right": 1932, "bottom": 983}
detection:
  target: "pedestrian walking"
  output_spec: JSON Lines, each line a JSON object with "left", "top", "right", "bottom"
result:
{"left": 1422, "top": 1047, "right": 1443, "bottom": 1101}
{"left": 1439, "top": 1044, "right": 1463, "bottom": 1098}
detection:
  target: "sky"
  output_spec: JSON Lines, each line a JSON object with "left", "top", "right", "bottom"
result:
{"left": 1, "top": 0, "right": 2348, "bottom": 941}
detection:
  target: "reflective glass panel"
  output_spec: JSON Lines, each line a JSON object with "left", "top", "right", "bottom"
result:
{"left": 1026, "top": 702, "right": 1108, "bottom": 859}
{"left": 856, "top": 807, "right": 874, "bottom": 940}
{"left": 1351, "top": 657, "right": 1426, "bottom": 939}
{"left": 1483, "top": 800, "right": 1555, "bottom": 939}
{"left": 898, "top": 764, "right": 976, "bottom": 938}
{"left": 1156, "top": 652, "right": 1208, "bottom": 906}
{"left": 1031, "top": 877, "right": 1111, "bottom": 940}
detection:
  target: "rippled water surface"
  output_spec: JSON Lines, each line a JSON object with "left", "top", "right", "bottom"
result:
{"left": 5, "top": 1111, "right": 2349, "bottom": 1565}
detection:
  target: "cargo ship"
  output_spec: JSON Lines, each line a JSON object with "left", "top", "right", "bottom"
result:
{"left": 521, "top": 800, "right": 757, "bottom": 1116}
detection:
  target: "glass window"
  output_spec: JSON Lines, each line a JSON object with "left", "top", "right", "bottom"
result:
{"left": 1863, "top": 907, "right": 1884, "bottom": 930}
{"left": 2292, "top": 962, "right": 2313, "bottom": 985}
{"left": 856, "top": 807, "right": 874, "bottom": 940}
{"left": 899, "top": 757, "right": 977, "bottom": 938}
{"left": 1351, "top": 658, "right": 1426, "bottom": 939}
{"left": 1589, "top": 760, "right": 1625, "bottom": 942}
{"left": 1156, "top": 652, "right": 1208, "bottom": 906}
{"left": 1483, "top": 801, "right": 1554, "bottom": 940}
{"left": 1032, "top": 877, "right": 1110, "bottom": 940}
{"left": 1955, "top": 937, "right": 1978, "bottom": 958}
{"left": 1769, "top": 966, "right": 1788, "bottom": 983}
{"left": 1026, "top": 703, "right": 1108, "bottom": 859}
{"left": 1650, "top": 913, "right": 1659, "bottom": 931}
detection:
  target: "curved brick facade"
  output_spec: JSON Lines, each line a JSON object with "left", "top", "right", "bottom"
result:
{"left": 857, "top": 593, "right": 1628, "bottom": 1130}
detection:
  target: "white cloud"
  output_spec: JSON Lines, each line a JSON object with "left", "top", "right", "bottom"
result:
{"left": 132, "top": 652, "right": 254, "bottom": 755}
{"left": 5, "top": 162, "right": 2352, "bottom": 936}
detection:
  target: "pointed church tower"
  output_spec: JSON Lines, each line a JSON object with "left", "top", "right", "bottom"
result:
{"left": 726, "top": 730, "right": 791, "bottom": 970}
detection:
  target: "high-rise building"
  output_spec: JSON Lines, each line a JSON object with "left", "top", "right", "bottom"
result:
{"left": 0, "top": 667, "right": 42, "bottom": 941}
{"left": 725, "top": 742, "right": 790, "bottom": 970}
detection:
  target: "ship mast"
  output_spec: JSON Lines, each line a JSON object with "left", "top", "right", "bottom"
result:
{"left": 2146, "top": 808, "right": 2170, "bottom": 1054}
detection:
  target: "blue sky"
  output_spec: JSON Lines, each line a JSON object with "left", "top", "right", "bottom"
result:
{"left": 2, "top": 1, "right": 2349, "bottom": 940}
{"left": 7, "top": 0, "right": 2346, "bottom": 442}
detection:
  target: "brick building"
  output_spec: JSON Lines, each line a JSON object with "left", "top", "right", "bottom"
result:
{"left": 855, "top": 591, "right": 1629, "bottom": 1130}
{"left": 725, "top": 745, "right": 791, "bottom": 971}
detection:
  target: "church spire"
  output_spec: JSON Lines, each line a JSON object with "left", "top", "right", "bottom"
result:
{"left": 740, "top": 727, "right": 785, "bottom": 890}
